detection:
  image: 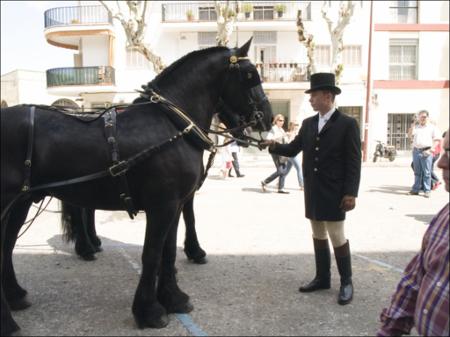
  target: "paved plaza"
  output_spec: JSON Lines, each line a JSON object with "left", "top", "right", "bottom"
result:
{"left": 10, "top": 154, "right": 448, "bottom": 336}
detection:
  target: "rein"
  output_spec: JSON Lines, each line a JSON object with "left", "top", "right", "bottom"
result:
{"left": 2, "top": 52, "right": 267, "bottom": 223}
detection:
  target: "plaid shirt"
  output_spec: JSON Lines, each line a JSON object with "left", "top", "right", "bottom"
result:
{"left": 377, "top": 203, "right": 449, "bottom": 336}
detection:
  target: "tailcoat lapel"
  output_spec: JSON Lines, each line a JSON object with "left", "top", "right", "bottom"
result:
{"left": 319, "top": 109, "right": 340, "bottom": 135}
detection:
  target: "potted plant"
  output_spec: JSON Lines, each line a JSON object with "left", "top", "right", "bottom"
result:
{"left": 274, "top": 4, "right": 286, "bottom": 18}
{"left": 186, "top": 9, "right": 194, "bottom": 21}
{"left": 226, "top": 8, "right": 236, "bottom": 19}
{"left": 242, "top": 3, "right": 253, "bottom": 19}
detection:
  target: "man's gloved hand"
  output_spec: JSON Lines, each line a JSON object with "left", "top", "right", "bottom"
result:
{"left": 259, "top": 139, "right": 276, "bottom": 150}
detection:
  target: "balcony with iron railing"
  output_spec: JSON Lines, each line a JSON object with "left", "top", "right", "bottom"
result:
{"left": 44, "top": 5, "right": 112, "bottom": 28}
{"left": 256, "top": 63, "right": 310, "bottom": 83}
{"left": 161, "top": 1, "right": 311, "bottom": 23}
{"left": 46, "top": 66, "right": 115, "bottom": 88}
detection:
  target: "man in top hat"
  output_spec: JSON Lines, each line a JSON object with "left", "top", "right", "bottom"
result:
{"left": 261, "top": 72, "right": 361, "bottom": 305}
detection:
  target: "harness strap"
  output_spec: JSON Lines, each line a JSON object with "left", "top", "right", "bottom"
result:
{"left": 103, "top": 109, "right": 137, "bottom": 219}
{"left": 22, "top": 106, "right": 35, "bottom": 192}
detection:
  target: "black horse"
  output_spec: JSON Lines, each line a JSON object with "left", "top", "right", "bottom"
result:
{"left": 61, "top": 112, "right": 248, "bottom": 264}
{"left": 61, "top": 194, "right": 207, "bottom": 264}
{"left": 0, "top": 39, "right": 272, "bottom": 335}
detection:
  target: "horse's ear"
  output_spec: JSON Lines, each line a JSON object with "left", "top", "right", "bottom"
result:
{"left": 237, "top": 37, "right": 253, "bottom": 57}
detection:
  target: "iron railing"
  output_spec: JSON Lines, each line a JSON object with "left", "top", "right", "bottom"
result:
{"left": 256, "top": 63, "right": 310, "bottom": 82}
{"left": 46, "top": 66, "right": 115, "bottom": 87}
{"left": 44, "top": 5, "right": 112, "bottom": 28}
{"left": 162, "top": 1, "right": 311, "bottom": 22}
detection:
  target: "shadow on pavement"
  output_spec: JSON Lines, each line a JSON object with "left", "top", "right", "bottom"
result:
{"left": 11, "top": 235, "right": 420, "bottom": 336}
{"left": 367, "top": 185, "right": 411, "bottom": 195}
{"left": 405, "top": 213, "right": 435, "bottom": 224}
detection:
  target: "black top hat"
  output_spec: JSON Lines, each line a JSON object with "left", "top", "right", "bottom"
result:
{"left": 305, "top": 72, "right": 341, "bottom": 95}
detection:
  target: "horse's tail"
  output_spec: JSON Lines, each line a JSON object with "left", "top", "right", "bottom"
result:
{"left": 60, "top": 200, "right": 79, "bottom": 242}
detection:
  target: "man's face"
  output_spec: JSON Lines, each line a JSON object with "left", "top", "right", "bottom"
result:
{"left": 309, "top": 90, "right": 332, "bottom": 113}
{"left": 418, "top": 113, "right": 428, "bottom": 125}
{"left": 437, "top": 130, "right": 449, "bottom": 192}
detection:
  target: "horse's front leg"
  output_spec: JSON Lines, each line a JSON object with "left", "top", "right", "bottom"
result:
{"left": 158, "top": 210, "right": 193, "bottom": 313}
{"left": 2, "top": 199, "right": 32, "bottom": 311}
{"left": 1, "top": 197, "right": 32, "bottom": 336}
{"left": 132, "top": 203, "right": 182, "bottom": 329}
{"left": 183, "top": 196, "right": 207, "bottom": 264}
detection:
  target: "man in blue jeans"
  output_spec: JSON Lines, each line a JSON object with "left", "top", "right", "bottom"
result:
{"left": 407, "top": 110, "right": 440, "bottom": 198}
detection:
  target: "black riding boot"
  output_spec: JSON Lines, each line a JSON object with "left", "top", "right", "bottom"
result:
{"left": 299, "top": 238, "right": 331, "bottom": 292}
{"left": 334, "top": 240, "right": 353, "bottom": 305}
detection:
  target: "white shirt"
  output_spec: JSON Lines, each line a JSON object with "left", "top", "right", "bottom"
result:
{"left": 318, "top": 107, "right": 335, "bottom": 133}
{"left": 267, "top": 125, "right": 288, "bottom": 144}
{"left": 412, "top": 123, "right": 439, "bottom": 148}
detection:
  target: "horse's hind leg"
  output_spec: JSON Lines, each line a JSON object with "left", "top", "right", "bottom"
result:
{"left": 2, "top": 199, "right": 32, "bottom": 311}
{"left": 158, "top": 209, "right": 193, "bottom": 314}
{"left": 62, "top": 203, "right": 98, "bottom": 261}
{"left": 183, "top": 196, "right": 207, "bottom": 264}
{"left": 84, "top": 208, "right": 102, "bottom": 252}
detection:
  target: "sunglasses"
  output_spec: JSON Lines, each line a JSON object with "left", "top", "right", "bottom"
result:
{"left": 277, "top": 120, "right": 284, "bottom": 122}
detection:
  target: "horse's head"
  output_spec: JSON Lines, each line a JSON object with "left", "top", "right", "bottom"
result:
{"left": 218, "top": 38, "right": 273, "bottom": 133}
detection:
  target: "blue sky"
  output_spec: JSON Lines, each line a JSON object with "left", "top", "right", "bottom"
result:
{"left": 1, "top": 1, "right": 78, "bottom": 75}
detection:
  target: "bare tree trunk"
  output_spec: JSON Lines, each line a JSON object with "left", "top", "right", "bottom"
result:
{"left": 321, "top": 1, "right": 355, "bottom": 83}
{"left": 296, "top": 9, "right": 316, "bottom": 76}
{"left": 100, "top": 0, "right": 165, "bottom": 74}
{"left": 214, "top": 1, "right": 238, "bottom": 47}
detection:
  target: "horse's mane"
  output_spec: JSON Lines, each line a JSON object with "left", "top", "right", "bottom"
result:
{"left": 16, "top": 47, "right": 231, "bottom": 115}
{"left": 141, "top": 46, "right": 229, "bottom": 93}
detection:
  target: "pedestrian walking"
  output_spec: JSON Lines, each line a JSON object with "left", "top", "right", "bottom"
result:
{"left": 407, "top": 110, "right": 440, "bottom": 198}
{"left": 261, "top": 114, "right": 291, "bottom": 194}
{"left": 286, "top": 121, "right": 304, "bottom": 190}
{"left": 261, "top": 72, "right": 361, "bottom": 305}
{"left": 229, "top": 140, "right": 245, "bottom": 178}
{"left": 377, "top": 128, "right": 449, "bottom": 337}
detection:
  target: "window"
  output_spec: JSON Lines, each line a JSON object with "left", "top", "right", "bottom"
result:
{"left": 315, "top": 45, "right": 331, "bottom": 66}
{"left": 198, "top": 32, "right": 216, "bottom": 49}
{"left": 389, "top": 39, "right": 418, "bottom": 80}
{"left": 198, "top": 6, "right": 217, "bottom": 21}
{"left": 339, "top": 106, "right": 363, "bottom": 138}
{"left": 253, "top": 31, "right": 277, "bottom": 44}
{"left": 343, "top": 45, "right": 362, "bottom": 67}
{"left": 389, "top": 1, "right": 418, "bottom": 23}
{"left": 387, "top": 113, "right": 415, "bottom": 150}
{"left": 126, "top": 49, "right": 151, "bottom": 69}
{"left": 51, "top": 98, "right": 79, "bottom": 109}
{"left": 253, "top": 5, "right": 274, "bottom": 20}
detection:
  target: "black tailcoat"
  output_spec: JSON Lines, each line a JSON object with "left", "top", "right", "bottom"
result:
{"left": 270, "top": 109, "right": 361, "bottom": 221}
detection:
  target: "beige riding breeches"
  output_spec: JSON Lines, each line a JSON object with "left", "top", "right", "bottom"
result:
{"left": 310, "top": 220, "right": 347, "bottom": 248}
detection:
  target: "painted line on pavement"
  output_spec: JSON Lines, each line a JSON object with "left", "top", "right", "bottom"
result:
{"left": 118, "top": 248, "right": 208, "bottom": 336}
{"left": 354, "top": 253, "right": 404, "bottom": 273}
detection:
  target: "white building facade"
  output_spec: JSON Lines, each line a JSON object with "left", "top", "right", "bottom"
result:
{"left": 2, "top": 1, "right": 448, "bottom": 160}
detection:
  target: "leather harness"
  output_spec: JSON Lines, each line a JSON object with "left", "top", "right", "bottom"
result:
{"left": 5, "top": 54, "right": 260, "bottom": 222}
{"left": 15, "top": 91, "right": 216, "bottom": 220}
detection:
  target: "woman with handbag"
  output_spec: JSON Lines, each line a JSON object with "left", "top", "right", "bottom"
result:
{"left": 261, "top": 114, "right": 291, "bottom": 194}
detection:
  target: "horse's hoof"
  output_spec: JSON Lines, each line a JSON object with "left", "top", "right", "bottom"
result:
{"left": 94, "top": 246, "right": 103, "bottom": 253}
{"left": 0, "top": 318, "right": 20, "bottom": 336}
{"left": 133, "top": 301, "right": 169, "bottom": 329}
{"left": 80, "top": 253, "right": 96, "bottom": 261}
{"left": 191, "top": 256, "right": 207, "bottom": 264}
{"left": 9, "top": 296, "right": 32, "bottom": 311}
{"left": 184, "top": 248, "right": 207, "bottom": 264}
{"left": 138, "top": 313, "right": 169, "bottom": 329}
